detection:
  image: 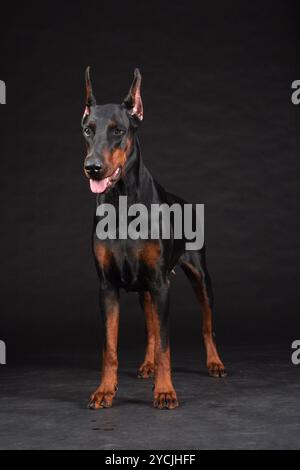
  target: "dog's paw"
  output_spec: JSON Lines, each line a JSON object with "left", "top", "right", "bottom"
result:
{"left": 138, "top": 361, "right": 155, "bottom": 379}
{"left": 207, "top": 359, "right": 227, "bottom": 378}
{"left": 153, "top": 390, "right": 179, "bottom": 410}
{"left": 88, "top": 387, "right": 117, "bottom": 410}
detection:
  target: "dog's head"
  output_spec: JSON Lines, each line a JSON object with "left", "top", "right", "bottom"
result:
{"left": 82, "top": 68, "right": 143, "bottom": 194}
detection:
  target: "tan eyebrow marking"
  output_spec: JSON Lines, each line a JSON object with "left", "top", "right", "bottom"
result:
{"left": 108, "top": 120, "right": 118, "bottom": 128}
{"left": 88, "top": 121, "right": 96, "bottom": 131}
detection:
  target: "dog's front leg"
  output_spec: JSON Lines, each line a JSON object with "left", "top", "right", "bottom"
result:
{"left": 138, "top": 291, "right": 156, "bottom": 379}
{"left": 152, "top": 285, "right": 179, "bottom": 410}
{"left": 89, "top": 286, "right": 120, "bottom": 409}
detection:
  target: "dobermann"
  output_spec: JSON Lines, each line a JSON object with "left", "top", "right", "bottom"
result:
{"left": 82, "top": 68, "right": 226, "bottom": 410}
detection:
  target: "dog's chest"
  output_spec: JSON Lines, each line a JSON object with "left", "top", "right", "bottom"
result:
{"left": 93, "top": 239, "right": 162, "bottom": 290}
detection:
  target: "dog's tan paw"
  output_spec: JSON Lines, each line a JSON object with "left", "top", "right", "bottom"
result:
{"left": 138, "top": 361, "right": 155, "bottom": 379}
{"left": 153, "top": 390, "right": 179, "bottom": 410}
{"left": 207, "top": 359, "right": 227, "bottom": 378}
{"left": 88, "top": 387, "right": 117, "bottom": 410}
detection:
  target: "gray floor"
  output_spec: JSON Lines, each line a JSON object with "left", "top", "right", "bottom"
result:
{"left": 0, "top": 347, "right": 299, "bottom": 450}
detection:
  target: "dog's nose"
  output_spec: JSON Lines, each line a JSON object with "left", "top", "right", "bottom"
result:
{"left": 84, "top": 161, "right": 103, "bottom": 175}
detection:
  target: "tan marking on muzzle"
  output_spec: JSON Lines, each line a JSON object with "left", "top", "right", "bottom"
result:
{"left": 103, "top": 137, "right": 133, "bottom": 177}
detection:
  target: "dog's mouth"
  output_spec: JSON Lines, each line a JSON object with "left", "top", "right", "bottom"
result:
{"left": 89, "top": 167, "right": 122, "bottom": 194}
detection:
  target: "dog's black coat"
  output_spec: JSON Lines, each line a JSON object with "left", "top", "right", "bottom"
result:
{"left": 82, "top": 68, "right": 226, "bottom": 410}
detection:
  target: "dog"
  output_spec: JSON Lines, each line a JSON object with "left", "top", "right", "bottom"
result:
{"left": 82, "top": 68, "right": 226, "bottom": 410}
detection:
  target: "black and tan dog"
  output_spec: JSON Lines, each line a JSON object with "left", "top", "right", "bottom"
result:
{"left": 82, "top": 68, "right": 226, "bottom": 410}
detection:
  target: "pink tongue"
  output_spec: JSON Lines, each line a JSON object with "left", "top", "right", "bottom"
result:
{"left": 90, "top": 178, "right": 110, "bottom": 194}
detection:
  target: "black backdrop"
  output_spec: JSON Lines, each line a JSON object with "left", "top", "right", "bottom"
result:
{"left": 0, "top": 1, "right": 299, "bottom": 357}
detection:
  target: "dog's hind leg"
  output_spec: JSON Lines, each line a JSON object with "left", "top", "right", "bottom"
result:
{"left": 179, "top": 249, "right": 227, "bottom": 378}
{"left": 138, "top": 291, "right": 155, "bottom": 379}
{"left": 151, "top": 285, "right": 179, "bottom": 409}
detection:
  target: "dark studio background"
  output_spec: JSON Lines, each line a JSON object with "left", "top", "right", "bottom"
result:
{"left": 0, "top": 0, "right": 299, "bottom": 360}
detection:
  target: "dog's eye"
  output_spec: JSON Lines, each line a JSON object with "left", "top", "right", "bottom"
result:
{"left": 84, "top": 127, "right": 92, "bottom": 137}
{"left": 113, "top": 128, "right": 125, "bottom": 136}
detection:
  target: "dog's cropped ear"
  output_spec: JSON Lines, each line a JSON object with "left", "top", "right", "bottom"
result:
{"left": 123, "top": 68, "right": 143, "bottom": 122}
{"left": 83, "top": 66, "right": 96, "bottom": 122}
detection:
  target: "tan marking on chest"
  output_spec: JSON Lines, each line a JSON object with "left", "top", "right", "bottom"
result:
{"left": 94, "top": 244, "right": 112, "bottom": 270}
{"left": 137, "top": 243, "right": 161, "bottom": 268}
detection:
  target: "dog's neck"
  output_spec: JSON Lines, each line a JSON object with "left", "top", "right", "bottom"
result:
{"left": 97, "top": 135, "right": 158, "bottom": 207}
